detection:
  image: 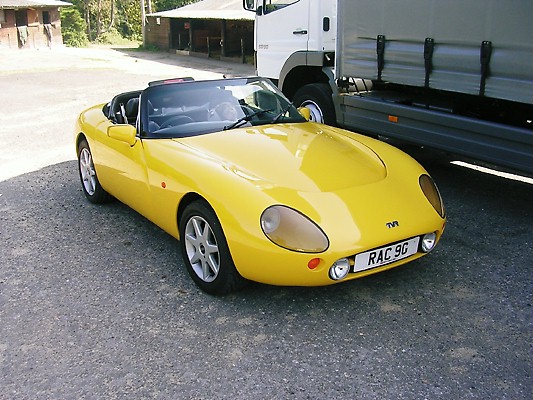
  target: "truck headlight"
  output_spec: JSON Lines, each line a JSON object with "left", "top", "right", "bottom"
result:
{"left": 261, "top": 205, "right": 329, "bottom": 253}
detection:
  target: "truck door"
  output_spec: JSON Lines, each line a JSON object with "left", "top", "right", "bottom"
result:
{"left": 254, "top": 0, "right": 310, "bottom": 79}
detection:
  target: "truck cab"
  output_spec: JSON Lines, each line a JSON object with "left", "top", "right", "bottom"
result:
{"left": 244, "top": 0, "right": 336, "bottom": 99}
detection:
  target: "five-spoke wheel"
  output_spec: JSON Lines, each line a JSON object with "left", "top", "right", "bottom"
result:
{"left": 77, "top": 139, "right": 112, "bottom": 204}
{"left": 179, "top": 200, "right": 246, "bottom": 295}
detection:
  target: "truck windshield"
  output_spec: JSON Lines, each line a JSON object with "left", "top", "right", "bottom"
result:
{"left": 263, "top": 0, "right": 300, "bottom": 14}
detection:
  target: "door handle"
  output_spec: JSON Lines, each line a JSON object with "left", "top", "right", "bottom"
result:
{"left": 293, "top": 29, "right": 308, "bottom": 35}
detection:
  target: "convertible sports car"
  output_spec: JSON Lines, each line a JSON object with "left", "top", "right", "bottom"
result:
{"left": 75, "top": 77, "right": 446, "bottom": 295}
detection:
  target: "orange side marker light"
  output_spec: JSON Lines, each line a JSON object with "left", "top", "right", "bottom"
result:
{"left": 308, "top": 258, "right": 321, "bottom": 270}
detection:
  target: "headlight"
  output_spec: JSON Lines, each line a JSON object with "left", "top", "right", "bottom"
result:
{"left": 261, "top": 205, "right": 329, "bottom": 253}
{"left": 329, "top": 258, "right": 350, "bottom": 280}
{"left": 419, "top": 174, "right": 445, "bottom": 218}
{"left": 420, "top": 232, "right": 437, "bottom": 252}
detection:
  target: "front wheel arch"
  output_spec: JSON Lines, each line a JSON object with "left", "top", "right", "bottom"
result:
{"left": 178, "top": 199, "right": 247, "bottom": 295}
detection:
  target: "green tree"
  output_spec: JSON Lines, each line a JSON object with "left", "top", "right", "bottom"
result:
{"left": 117, "top": 0, "right": 142, "bottom": 40}
{"left": 154, "top": 0, "right": 199, "bottom": 12}
{"left": 61, "top": 0, "right": 201, "bottom": 46}
{"left": 60, "top": 6, "right": 89, "bottom": 47}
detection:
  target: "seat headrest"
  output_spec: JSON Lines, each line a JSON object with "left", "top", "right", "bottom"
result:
{"left": 256, "top": 90, "right": 278, "bottom": 111}
{"left": 125, "top": 97, "right": 139, "bottom": 118}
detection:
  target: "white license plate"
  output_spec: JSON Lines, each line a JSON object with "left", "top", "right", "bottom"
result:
{"left": 354, "top": 237, "right": 420, "bottom": 273}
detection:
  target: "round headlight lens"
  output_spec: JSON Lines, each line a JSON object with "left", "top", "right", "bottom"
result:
{"left": 261, "top": 207, "right": 281, "bottom": 234}
{"left": 419, "top": 174, "right": 445, "bottom": 218}
{"left": 421, "top": 232, "right": 437, "bottom": 253}
{"left": 329, "top": 258, "right": 351, "bottom": 280}
{"left": 260, "top": 205, "right": 329, "bottom": 253}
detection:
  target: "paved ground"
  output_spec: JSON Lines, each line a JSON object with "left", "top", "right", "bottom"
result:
{"left": 0, "top": 45, "right": 255, "bottom": 181}
{"left": 0, "top": 46, "right": 532, "bottom": 399}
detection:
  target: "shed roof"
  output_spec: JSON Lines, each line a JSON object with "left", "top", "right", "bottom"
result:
{"left": 0, "top": 0, "right": 72, "bottom": 8}
{"left": 150, "top": 0, "right": 254, "bottom": 21}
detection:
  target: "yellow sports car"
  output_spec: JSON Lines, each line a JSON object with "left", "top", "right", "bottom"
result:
{"left": 75, "top": 77, "right": 446, "bottom": 295}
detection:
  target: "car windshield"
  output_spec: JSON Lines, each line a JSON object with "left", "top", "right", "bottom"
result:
{"left": 139, "top": 77, "right": 306, "bottom": 138}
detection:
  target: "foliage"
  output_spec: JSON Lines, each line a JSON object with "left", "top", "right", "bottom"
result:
{"left": 154, "top": 0, "right": 199, "bottom": 12}
{"left": 141, "top": 43, "right": 161, "bottom": 52}
{"left": 61, "top": 0, "right": 200, "bottom": 45}
{"left": 94, "top": 27, "right": 132, "bottom": 45}
{"left": 60, "top": 6, "right": 89, "bottom": 47}
{"left": 116, "top": 1, "right": 142, "bottom": 41}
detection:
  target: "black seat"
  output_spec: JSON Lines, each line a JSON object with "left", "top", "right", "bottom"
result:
{"left": 125, "top": 98, "right": 139, "bottom": 125}
{"left": 255, "top": 90, "right": 279, "bottom": 111}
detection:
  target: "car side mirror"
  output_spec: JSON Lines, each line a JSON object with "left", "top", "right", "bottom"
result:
{"left": 298, "top": 107, "right": 311, "bottom": 121}
{"left": 107, "top": 124, "right": 137, "bottom": 146}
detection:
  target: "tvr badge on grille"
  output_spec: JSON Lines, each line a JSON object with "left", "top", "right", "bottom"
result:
{"left": 386, "top": 220, "right": 399, "bottom": 228}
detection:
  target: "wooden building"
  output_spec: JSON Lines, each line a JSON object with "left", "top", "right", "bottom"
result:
{"left": 146, "top": 0, "right": 254, "bottom": 63}
{"left": 0, "top": 0, "right": 71, "bottom": 49}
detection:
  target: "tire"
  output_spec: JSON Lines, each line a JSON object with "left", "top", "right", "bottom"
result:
{"left": 292, "top": 83, "right": 336, "bottom": 125}
{"left": 179, "top": 200, "right": 247, "bottom": 295}
{"left": 77, "top": 139, "right": 112, "bottom": 204}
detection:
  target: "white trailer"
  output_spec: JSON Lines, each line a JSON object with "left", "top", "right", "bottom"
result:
{"left": 243, "top": 0, "right": 533, "bottom": 174}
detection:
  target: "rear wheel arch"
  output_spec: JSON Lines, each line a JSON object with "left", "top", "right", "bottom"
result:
{"left": 76, "top": 137, "right": 113, "bottom": 204}
{"left": 76, "top": 133, "right": 87, "bottom": 150}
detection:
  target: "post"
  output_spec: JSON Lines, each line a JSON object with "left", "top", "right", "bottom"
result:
{"left": 141, "top": 0, "right": 146, "bottom": 48}
{"left": 221, "top": 20, "right": 227, "bottom": 57}
{"left": 189, "top": 20, "right": 194, "bottom": 52}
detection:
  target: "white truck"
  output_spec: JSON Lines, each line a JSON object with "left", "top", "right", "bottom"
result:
{"left": 243, "top": 0, "right": 533, "bottom": 174}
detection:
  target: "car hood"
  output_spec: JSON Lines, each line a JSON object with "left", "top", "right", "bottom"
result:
{"left": 176, "top": 123, "right": 387, "bottom": 192}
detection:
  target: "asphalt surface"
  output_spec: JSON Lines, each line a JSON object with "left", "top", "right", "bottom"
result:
{"left": 0, "top": 46, "right": 532, "bottom": 400}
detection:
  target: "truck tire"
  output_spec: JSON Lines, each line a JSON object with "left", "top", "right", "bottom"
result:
{"left": 292, "top": 83, "right": 336, "bottom": 125}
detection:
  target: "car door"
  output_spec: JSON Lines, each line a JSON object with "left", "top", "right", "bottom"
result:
{"left": 94, "top": 118, "right": 153, "bottom": 218}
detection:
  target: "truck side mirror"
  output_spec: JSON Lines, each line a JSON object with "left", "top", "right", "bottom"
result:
{"left": 243, "top": 0, "right": 255, "bottom": 11}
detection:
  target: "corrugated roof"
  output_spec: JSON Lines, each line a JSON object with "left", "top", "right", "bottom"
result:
{"left": 0, "top": 0, "right": 72, "bottom": 8}
{"left": 150, "top": 0, "right": 254, "bottom": 21}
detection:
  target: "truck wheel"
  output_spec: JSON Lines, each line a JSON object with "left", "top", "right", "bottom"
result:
{"left": 293, "top": 83, "right": 336, "bottom": 125}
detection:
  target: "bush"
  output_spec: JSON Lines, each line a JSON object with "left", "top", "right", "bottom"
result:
{"left": 60, "top": 7, "right": 88, "bottom": 47}
{"left": 94, "top": 28, "right": 131, "bottom": 45}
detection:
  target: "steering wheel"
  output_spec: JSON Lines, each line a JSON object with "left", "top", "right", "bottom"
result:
{"left": 160, "top": 115, "right": 194, "bottom": 129}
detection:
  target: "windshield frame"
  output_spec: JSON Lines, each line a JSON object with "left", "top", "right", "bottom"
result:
{"left": 139, "top": 77, "right": 306, "bottom": 139}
